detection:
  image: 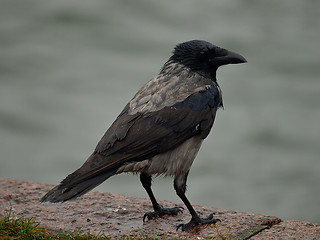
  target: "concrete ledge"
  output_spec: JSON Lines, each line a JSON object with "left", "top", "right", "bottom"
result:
{"left": 0, "top": 178, "right": 319, "bottom": 239}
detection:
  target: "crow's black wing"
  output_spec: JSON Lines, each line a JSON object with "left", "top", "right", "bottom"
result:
{"left": 90, "top": 85, "right": 221, "bottom": 171}
{"left": 41, "top": 84, "right": 222, "bottom": 202}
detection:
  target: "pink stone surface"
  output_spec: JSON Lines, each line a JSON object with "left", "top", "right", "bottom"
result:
{"left": 1, "top": 178, "right": 319, "bottom": 239}
{"left": 251, "top": 220, "right": 320, "bottom": 240}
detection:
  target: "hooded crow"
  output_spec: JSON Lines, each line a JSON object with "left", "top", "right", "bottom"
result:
{"left": 41, "top": 40, "right": 246, "bottom": 230}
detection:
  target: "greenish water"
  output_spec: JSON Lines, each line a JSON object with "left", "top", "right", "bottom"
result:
{"left": 1, "top": 0, "right": 319, "bottom": 223}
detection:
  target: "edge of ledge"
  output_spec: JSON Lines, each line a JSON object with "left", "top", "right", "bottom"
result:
{"left": 1, "top": 178, "right": 319, "bottom": 239}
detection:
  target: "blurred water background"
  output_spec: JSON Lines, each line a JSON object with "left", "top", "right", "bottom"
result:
{"left": 1, "top": 0, "right": 319, "bottom": 223}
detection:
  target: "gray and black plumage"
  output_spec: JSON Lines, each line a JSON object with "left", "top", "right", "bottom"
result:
{"left": 41, "top": 40, "right": 246, "bottom": 230}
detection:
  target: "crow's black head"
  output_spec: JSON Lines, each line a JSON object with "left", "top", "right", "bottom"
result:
{"left": 171, "top": 40, "right": 246, "bottom": 77}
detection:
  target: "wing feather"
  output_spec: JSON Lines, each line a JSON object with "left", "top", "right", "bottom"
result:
{"left": 55, "top": 85, "right": 222, "bottom": 189}
{"left": 95, "top": 85, "right": 221, "bottom": 166}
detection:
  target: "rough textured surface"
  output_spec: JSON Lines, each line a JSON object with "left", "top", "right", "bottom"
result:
{"left": 251, "top": 221, "right": 320, "bottom": 240}
{"left": 0, "top": 178, "right": 319, "bottom": 239}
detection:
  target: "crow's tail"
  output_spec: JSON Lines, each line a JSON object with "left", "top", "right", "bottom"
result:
{"left": 40, "top": 153, "right": 118, "bottom": 203}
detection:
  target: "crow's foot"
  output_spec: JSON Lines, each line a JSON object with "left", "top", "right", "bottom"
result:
{"left": 176, "top": 213, "right": 220, "bottom": 231}
{"left": 143, "top": 205, "right": 183, "bottom": 221}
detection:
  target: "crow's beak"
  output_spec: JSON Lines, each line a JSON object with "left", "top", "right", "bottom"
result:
{"left": 215, "top": 50, "right": 247, "bottom": 66}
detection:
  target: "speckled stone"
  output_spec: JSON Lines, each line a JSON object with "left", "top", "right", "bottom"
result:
{"left": 1, "top": 178, "right": 318, "bottom": 239}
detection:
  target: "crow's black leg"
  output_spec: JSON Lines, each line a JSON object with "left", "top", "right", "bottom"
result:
{"left": 140, "top": 172, "right": 183, "bottom": 221}
{"left": 174, "top": 172, "right": 220, "bottom": 231}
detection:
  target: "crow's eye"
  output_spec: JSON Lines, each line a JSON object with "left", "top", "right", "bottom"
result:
{"left": 216, "top": 48, "right": 228, "bottom": 57}
{"left": 204, "top": 48, "right": 216, "bottom": 60}
{"left": 197, "top": 51, "right": 208, "bottom": 62}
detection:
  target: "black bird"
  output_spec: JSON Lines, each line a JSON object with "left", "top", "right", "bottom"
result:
{"left": 41, "top": 40, "right": 246, "bottom": 230}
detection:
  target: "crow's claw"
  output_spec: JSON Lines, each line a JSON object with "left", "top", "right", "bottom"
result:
{"left": 143, "top": 206, "right": 183, "bottom": 222}
{"left": 176, "top": 213, "right": 221, "bottom": 231}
